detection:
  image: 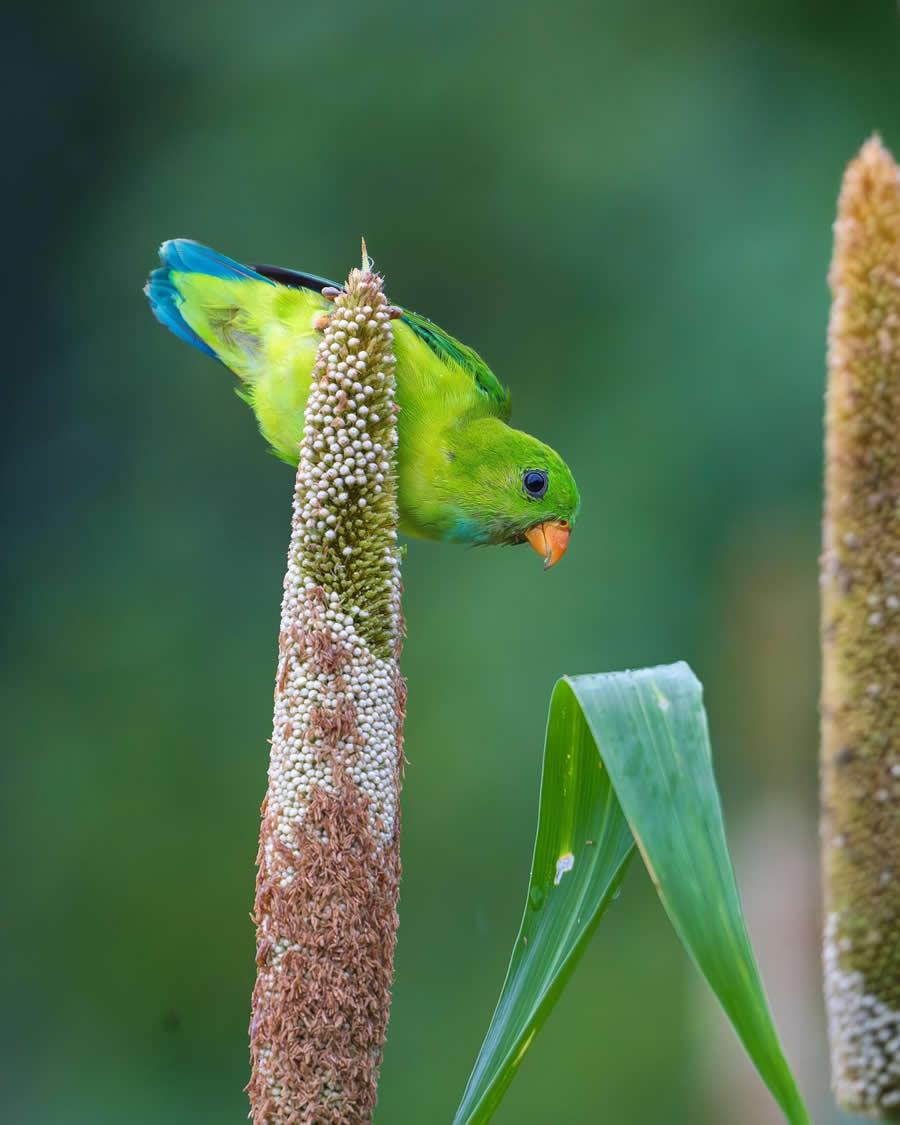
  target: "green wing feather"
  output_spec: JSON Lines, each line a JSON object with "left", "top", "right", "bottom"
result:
{"left": 400, "top": 308, "right": 512, "bottom": 419}
{"left": 163, "top": 265, "right": 512, "bottom": 466}
{"left": 165, "top": 271, "right": 330, "bottom": 463}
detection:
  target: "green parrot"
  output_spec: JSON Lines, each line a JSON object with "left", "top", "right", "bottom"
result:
{"left": 145, "top": 240, "right": 578, "bottom": 568}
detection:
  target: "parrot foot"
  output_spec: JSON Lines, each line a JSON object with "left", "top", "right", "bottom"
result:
{"left": 321, "top": 286, "right": 342, "bottom": 300}
{"left": 386, "top": 305, "right": 404, "bottom": 320}
{"left": 313, "top": 312, "right": 332, "bottom": 331}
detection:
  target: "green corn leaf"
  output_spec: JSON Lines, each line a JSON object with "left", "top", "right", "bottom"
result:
{"left": 452, "top": 666, "right": 636, "bottom": 1125}
{"left": 453, "top": 662, "right": 809, "bottom": 1125}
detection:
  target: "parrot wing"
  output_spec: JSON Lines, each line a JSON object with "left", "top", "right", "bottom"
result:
{"left": 145, "top": 240, "right": 330, "bottom": 463}
{"left": 146, "top": 240, "right": 513, "bottom": 465}
{"left": 398, "top": 308, "right": 511, "bottom": 420}
{"left": 250, "top": 263, "right": 513, "bottom": 423}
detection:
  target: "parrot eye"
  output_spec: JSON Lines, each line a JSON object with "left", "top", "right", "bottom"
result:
{"left": 522, "top": 469, "right": 548, "bottom": 499}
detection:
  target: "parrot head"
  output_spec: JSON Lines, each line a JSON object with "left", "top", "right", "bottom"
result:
{"left": 438, "top": 419, "right": 580, "bottom": 569}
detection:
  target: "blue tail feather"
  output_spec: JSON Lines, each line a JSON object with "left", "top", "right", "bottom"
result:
{"left": 145, "top": 268, "right": 217, "bottom": 358}
{"left": 158, "top": 238, "right": 275, "bottom": 285}
{"left": 145, "top": 239, "right": 275, "bottom": 361}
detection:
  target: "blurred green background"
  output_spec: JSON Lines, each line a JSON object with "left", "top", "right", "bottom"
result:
{"left": 4, "top": 1, "right": 899, "bottom": 1121}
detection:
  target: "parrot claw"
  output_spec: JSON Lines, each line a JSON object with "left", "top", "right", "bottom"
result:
{"left": 386, "top": 305, "right": 404, "bottom": 320}
{"left": 321, "top": 286, "right": 341, "bottom": 300}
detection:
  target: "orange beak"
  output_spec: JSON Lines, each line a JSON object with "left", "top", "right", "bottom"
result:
{"left": 525, "top": 519, "right": 571, "bottom": 570}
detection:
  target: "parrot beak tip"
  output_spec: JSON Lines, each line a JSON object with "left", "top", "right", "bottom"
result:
{"left": 525, "top": 519, "right": 571, "bottom": 570}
